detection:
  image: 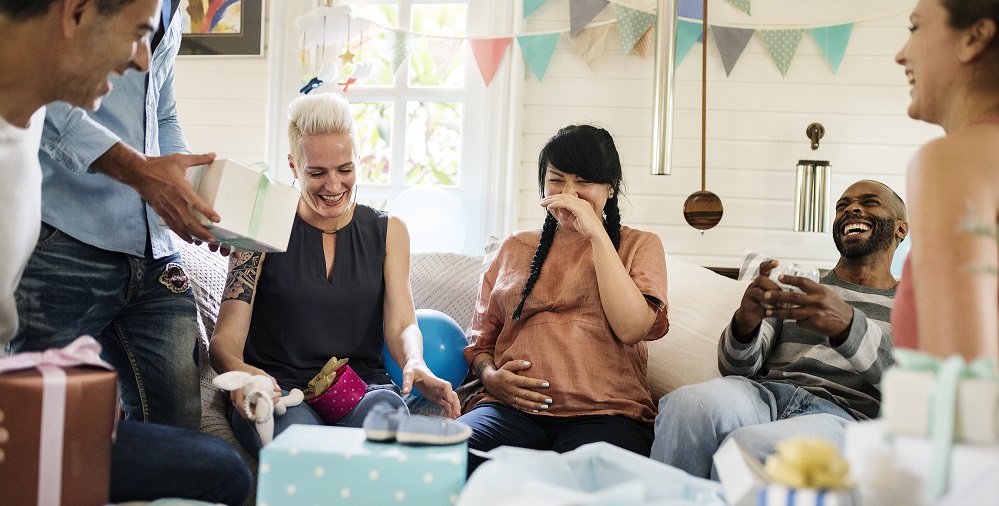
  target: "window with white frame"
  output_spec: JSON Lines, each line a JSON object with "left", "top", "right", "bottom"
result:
{"left": 339, "top": 0, "right": 494, "bottom": 254}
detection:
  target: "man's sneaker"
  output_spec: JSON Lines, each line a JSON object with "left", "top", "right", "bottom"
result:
{"left": 396, "top": 414, "right": 472, "bottom": 446}
{"left": 362, "top": 403, "right": 408, "bottom": 442}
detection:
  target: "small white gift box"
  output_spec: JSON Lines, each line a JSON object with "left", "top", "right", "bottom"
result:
{"left": 187, "top": 158, "right": 299, "bottom": 252}
{"left": 713, "top": 438, "right": 856, "bottom": 506}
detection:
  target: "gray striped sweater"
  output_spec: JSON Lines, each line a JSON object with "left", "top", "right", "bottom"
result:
{"left": 717, "top": 270, "right": 894, "bottom": 420}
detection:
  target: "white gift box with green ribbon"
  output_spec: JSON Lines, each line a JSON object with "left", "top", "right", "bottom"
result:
{"left": 187, "top": 158, "right": 299, "bottom": 252}
{"left": 881, "top": 351, "right": 999, "bottom": 445}
{"left": 878, "top": 350, "right": 999, "bottom": 500}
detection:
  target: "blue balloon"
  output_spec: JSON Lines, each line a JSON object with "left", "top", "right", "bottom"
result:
{"left": 382, "top": 309, "right": 469, "bottom": 398}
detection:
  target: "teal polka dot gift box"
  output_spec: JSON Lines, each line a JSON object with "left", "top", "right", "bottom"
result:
{"left": 258, "top": 425, "right": 466, "bottom": 505}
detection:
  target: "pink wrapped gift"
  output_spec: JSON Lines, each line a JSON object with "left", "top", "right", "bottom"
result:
{"left": 306, "top": 364, "right": 367, "bottom": 424}
{"left": 0, "top": 336, "right": 119, "bottom": 506}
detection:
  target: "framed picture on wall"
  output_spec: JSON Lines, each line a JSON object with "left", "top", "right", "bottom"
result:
{"left": 179, "top": 0, "right": 264, "bottom": 57}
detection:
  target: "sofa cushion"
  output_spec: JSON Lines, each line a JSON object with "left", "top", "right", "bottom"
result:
{"left": 645, "top": 254, "right": 749, "bottom": 402}
{"left": 410, "top": 252, "right": 484, "bottom": 334}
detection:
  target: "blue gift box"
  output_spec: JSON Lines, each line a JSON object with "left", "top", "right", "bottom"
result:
{"left": 258, "top": 425, "right": 466, "bottom": 505}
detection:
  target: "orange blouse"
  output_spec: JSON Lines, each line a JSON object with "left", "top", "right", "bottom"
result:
{"left": 464, "top": 226, "right": 669, "bottom": 424}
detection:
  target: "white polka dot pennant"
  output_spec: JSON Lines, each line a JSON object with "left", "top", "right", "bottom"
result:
{"left": 759, "top": 29, "right": 803, "bottom": 77}
{"left": 384, "top": 28, "right": 421, "bottom": 73}
{"left": 615, "top": 4, "right": 656, "bottom": 56}
{"left": 726, "top": 0, "right": 751, "bottom": 16}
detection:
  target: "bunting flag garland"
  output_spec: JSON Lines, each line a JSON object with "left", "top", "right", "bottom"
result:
{"left": 426, "top": 37, "right": 463, "bottom": 76}
{"left": 384, "top": 29, "right": 421, "bottom": 72}
{"left": 570, "top": 23, "right": 612, "bottom": 71}
{"left": 468, "top": 37, "right": 513, "bottom": 86}
{"left": 570, "top": 0, "right": 610, "bottom": 37}
{"left": 725, "top": 0, "right": 751, "bottom": 16}
{"left": 292, "top": 1, "right": 909, "bottom": 92}
{"left": 810, "top": 23, "right": 854, "bottom": 73}
{"left": 523, "top": 0, "right": 550, "bottom": 18}
{"left": 712, "top": 26, "right": 754, "bottom": 76}
{"left": 759, "top": 29, "right": 804, "bottom": 76}
{"left": 675, "top": 19, "right": 704, "bottom": 69}
{"left": 632, "top": 25, "right": 654, "bottom": 59}
{"left": 517, "top": 33, "right": 562, "bottom": 81}
{"left": 615, "top": 4, "right": 656, "bottom": 55}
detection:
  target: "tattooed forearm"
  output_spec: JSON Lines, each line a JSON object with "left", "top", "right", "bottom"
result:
{"left": 222, "top": 252, "right": 262, "bottom": 303}
{"left": 473, "top": 354, "right": 495, "bottom": 379}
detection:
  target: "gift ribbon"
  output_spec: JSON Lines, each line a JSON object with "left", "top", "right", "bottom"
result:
{"left": 892, "top": 349, "right": 998, "bottom": 499}
{"left": 247, "top": 162, "right": 273, "bottom": 244}
{"left": 0, "top": 336, "right": 114, "bottom": 506}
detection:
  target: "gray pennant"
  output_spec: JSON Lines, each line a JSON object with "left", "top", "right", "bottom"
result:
{"left": 712, "top": 25, "right": 754, "bottom": 76}
{"left": 570, "top": 0, "right": 610, "bottom": 37}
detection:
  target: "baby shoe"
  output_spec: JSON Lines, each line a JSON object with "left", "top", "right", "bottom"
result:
{"left": 362, "top": 403, "right": 408, "bottom": 442}
{"left": 396, "top": 414, "right": 472, "bottom": 446}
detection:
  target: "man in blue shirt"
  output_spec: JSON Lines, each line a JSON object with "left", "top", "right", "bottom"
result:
{"left": 12, "top": 0, "right": 214, "bottom": 430}
{"left": 3, "top": 1, "right": 251, "bottom": 503}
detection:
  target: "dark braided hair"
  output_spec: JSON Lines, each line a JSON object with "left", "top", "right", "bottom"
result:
{"left": 512, "top": 125, "right": 624, "bottom": 321}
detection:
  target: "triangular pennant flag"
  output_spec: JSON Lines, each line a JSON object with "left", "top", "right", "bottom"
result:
{"left": 633, "top": 24, "right": 655, "bottom": 59}
{"left": 678, "top": 0, "right": 702, "bottom": 19}
{"left": 384, "top": 29, "right": 421, "bottom": 72}
{"left": 759, "top": 29, "right": 803, "bottom": 76}
{"left": 523, "top": 0, "right": 549, "bottom": 18}
{"left": 675, "top": 19, "right": 703, "bottom": 68}
{"left": 426, "top": 37, "right": 463, "bottom": 76}
{"left": 570, "top": 24, "right": 611, "bottom": 71}
{"left": 725, "top": 0, "right": 751, "bottom": 15}
{"left": 712, "top": 25, "right": 754, "bottom": 76}
{"left": 570, "top": 0, "right": 610, "bottom": 37}
{"left": 810, "top": 23, "right": 853, "bottom": 73}
{"left": 468, "top": 37, "right": 512, "bottom": 86}
{"left": 615, "top": 4, "right": 656, "bottom": 55}
{"left": 517, "top": 33, "right": 561, "bottom": 81}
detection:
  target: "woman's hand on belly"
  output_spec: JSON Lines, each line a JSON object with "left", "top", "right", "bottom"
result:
{"left": 482, "top": 360, "right": 553, "bottom": 413}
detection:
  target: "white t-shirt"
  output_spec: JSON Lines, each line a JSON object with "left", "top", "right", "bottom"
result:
{"left": 1, "top": 107, "right": 45, "bottom": 344}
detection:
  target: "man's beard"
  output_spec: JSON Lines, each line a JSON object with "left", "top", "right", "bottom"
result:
{"left": 834, "top": 215, "right": 897, "bottom": 259}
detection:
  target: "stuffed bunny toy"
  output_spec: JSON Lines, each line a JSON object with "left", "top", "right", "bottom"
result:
{"left": 213, "top": 371, "right": 305, "bottom": 445}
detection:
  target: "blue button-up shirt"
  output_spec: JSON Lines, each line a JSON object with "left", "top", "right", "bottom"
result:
{"left": 38, "top": 11, "right": 187, "bottom": 259}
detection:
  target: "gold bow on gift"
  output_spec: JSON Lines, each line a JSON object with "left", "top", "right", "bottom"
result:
{"left": 764, "top": 437, "right": 852, "bottom": 490}
{"left": 302, "top": 356, "right": 350, "bottom": 401}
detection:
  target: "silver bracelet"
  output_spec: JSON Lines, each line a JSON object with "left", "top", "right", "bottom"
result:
{"left": 243, "top": 391, "right": 273, "bottom": 424}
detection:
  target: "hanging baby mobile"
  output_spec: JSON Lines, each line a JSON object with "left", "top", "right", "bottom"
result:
{"left": 293, "top": 0, "right": 909, "bottom": 93}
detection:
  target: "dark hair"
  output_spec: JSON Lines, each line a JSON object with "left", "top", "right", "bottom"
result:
{"left": 1, "top": 0, "right": 138, "bottom": 20}
{"left": 942, "top": 0, "right": 999, "bottom": 57}
{"left": 512, "top": 125, "right": 624, "bottom": 320}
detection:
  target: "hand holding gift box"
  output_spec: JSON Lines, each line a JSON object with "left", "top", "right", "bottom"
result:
{"left": 185, "top": 159, "right": 299, "bottom": 252}
{"left": 0, "top": 336, "right": 119, "bottom": 506}
{"left": 302, "top": 356, "right": 368, "bottom": 424}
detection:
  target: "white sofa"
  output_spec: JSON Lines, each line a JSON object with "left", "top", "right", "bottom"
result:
{"left": 176, "top": 238, "right": 749, "bottom": 492}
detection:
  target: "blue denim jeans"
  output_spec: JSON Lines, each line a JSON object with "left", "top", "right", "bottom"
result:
{"left": 112, "top": 420, "right": 252, "bottom": 505}
{"left": 460, "top": 402, "right": 655, "bottom": 476}
{"left": 230, "top": 386, "right": 407, "bottom": 455}
{"left": 650, "top": 376, "right": 855, "bottom": 480}
{"left": 12, "top": 224, "right": 201, "bottom": 429}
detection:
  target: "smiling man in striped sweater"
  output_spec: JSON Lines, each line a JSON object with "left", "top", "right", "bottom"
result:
{"left": 650, "top": 180, "right": 908, "bottom": 479}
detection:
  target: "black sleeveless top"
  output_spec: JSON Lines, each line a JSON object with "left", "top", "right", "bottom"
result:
{"left": 243, "top": 205, "right": 392, "bottom": 390}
